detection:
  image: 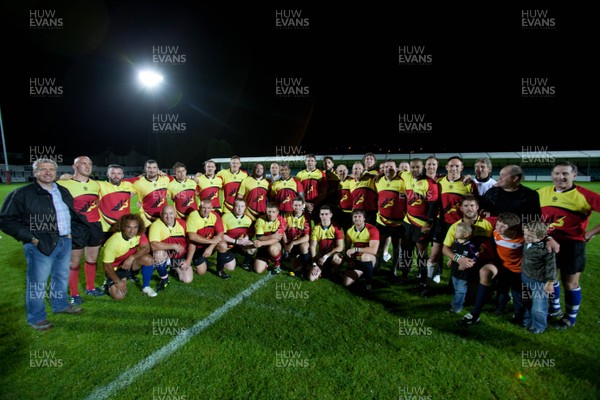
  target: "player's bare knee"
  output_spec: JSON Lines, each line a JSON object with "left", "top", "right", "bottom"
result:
{"left": 153, "top": 250, "right": 168, "bottom": 264}
{"left": 141, "top": 254, "right": 154, "bottom": 265}
{"left": 195, "top": 264, "right": 207, "bottom": 275}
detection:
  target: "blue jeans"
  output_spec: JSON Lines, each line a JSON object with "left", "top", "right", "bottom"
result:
{"left": 451, "top": 276, "right": 468, "bottom": 312}
{"left": 24, "top": 237, "right": 72, "bottom": 325}
{"left": 521, "top": 273, "right": 549, "bottom": 332}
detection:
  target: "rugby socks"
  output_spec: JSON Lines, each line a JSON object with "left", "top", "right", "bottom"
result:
{"left": 84, "top": 262, "right": 97, "bottom": 291}
{"left": 216, "top": 252, "right": 227, "bottom": 273}
{"left": 272, "top": 253, "right": 282, "bottom": 268}
{"left": 69, "top": 266, "right": 80, "bottom": 296}
{"left": 471, "top": 284, "right": 491, "bottom": 319}
{"left": 564, "top": 286, "right": 581, "bottom": 325}
{"left": 301, "top": 252, "right": 311, "bottom": 273}
{"left": 243, "top": 254, "right": 253, "bottom": 266}
{"left": 362, "top": 261, "right": 374, "bottom": 285}
{"left": 155, "top": 261, "right": 169, "bottom": 281}
{"left": 141, "top": 265, "right": 154, "bottom": 288}
{"left": 549, "top": 281, "right": 561, "bottom": 314}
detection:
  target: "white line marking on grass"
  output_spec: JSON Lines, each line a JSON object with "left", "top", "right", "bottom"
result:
{"left": 85, "top": 274, "right": 273, "bottom": 400}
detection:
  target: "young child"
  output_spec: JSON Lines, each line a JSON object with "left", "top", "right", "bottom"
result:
{"left": 448, "top": 222, "right": 479, "bottom": 313}
{"left": 521, "top": 221, "right": 557, "bottom": 334}
{"left": 492, "top": 213, "right": 525, "bottom": 321}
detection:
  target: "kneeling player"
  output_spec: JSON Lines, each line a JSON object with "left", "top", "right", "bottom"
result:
{"left": 149, "top": 205, "right": 191, "bottom": 287}
{"left": 343, "top": 210, "right": 380, "bottom": 292}
{"left": 254, "top": 203, "right": 286, "bottom": 274}
{"left": 186, "top": 200, "right": 230, "bottom": 279}
{"left": 283, "top": 197, "right": 312, "bottom": 275}
{"left": 309, "top": 205, "right": 344, "bottom": 281}
{"left": 221, "top": 199, "right": 257, "bottom": 272}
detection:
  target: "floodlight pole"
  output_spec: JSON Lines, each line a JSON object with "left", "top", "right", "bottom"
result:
{"left": 0, "top": 105, "right": 10, "bottom": 184}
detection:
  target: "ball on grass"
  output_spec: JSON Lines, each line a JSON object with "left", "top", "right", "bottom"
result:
{"left": 108, "top": 284, "right": 127, "bottom": 301}
{"left": 289, "top": 271, "right": 295, "bottom": 276}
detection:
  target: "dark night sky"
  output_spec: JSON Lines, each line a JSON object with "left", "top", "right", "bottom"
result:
{"left": 0, "top": 3, "right": 595, "bottom": 171}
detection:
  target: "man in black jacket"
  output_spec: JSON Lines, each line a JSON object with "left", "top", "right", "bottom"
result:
{"left": 0, "top": 158, "right": 84, "bottom": 331}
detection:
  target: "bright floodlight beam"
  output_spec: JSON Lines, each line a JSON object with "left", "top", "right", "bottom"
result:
{"left": 138, "top": 70, "right": 164, "bottom": 88}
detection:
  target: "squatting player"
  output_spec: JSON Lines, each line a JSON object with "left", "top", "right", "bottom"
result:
{"left": 102, "top": 214, "right": 154, "bottom": 299}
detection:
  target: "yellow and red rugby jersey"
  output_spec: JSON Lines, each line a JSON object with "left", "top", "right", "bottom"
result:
{"left": 196, "top": 174, "right": 223, "bottom": 210}
{"left": 346, "top": 223, "right": 380, "bottom": 248}
{"left": 444, "top": 217, "right": 495, "bottom": 265}
{"left": 148, "top": 217, "right": 188, "bottom": 258}
{"left": 296, "top": 168, "right": 326, "bottom": 203}
{"left": 222, "top": 212, "right": 254, "bottom": 240}
{"left": 351, "top": 174, "right": 377, "bottom": 212}
{"left": 186, "top": 210, "right": 224, "bottom": 242}
{"left": 284, "top": 211, "right": 310, "bottom": 242}
{"left": 271, "top": 177, "right": 304, "bottom": 213}
{"left": 437, "top": 176, "right": 475, "bottom": 225}
{"left": 103, "top": 232, "right": 149, "bottom": 267}
{"left": 255, "top": 215, "right": 286, "bottom": 237}
{"left": 404, "top": 176, "right": 439, "bottom": 228}
{"left": 97, "top": 180, "right": 135, "bottom": 231}
{"left": 58, "top": 178, "right": 101, "bottom": 223}
{"left": 130, "top": 175, "right": 173, "bottom": 222}
{"left": 375, "top": 174, "right": 407, "bottom": 226}
{"left": 237, "top": 177, "right": 270, "bottom": 220}
{"left": 339, "top": 177, "right": 354, "bottom": 213}
{"left": 167, "top": 178, "right": 199, "bottom": 218}
{"left": 311, "top": 223, "right": 344, "bottom": 255}
{"left": 538, "top": 185, "right": 600, "bottom": 242}
{"left": 217, "top": 168, "right": 248, "bottom": 214}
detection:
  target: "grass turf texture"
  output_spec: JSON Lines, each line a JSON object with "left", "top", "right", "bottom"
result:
{"left": 1, "top": 182, "right": 599, "bottom": 399}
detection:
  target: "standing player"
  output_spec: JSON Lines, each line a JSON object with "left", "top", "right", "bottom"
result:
{"left": 335, "top": 164, "right": 354, "bottom": 232}
{"left": 57, "top": 156, "right": 105, "bottom": 304}
{"left": 402, "top": 157, "right": 439, "bottom": 286}
{"left": 197, "top": 160, "right": 224, "bottom": 212}
{"left": 97, "top": 164, "right": 136, "bottom": 232}
{"left": 428, "top": 156, "right": 475, "bottom": 284}
{"left": 322, "top": 156, "right": 340, "bottom": 208}
{"left": 349, "top": 161, "right": 378, "bottom": 225}
{"left": 270, "top": 162, "right": 304, "bottom": 214}
{"left": 167, "top": 162, "right": 199, "bottom": 218}
{"left": 267, "top": 162, "right": 281, "bottom": 185}
{"left": 237, "top": 163, "right": 270, "bottom": 221}
{"left": 538, "top": 162, "right": 600, "bottom": 329}
{"left": 362, "top": 152, "right": 379, "bottom": 176}
{"left": 217, "top": 155, "right": 248, "bottom": 214}
{"left": 296, "top": 154, "right": 327, "bottom": 219}
{"left": 375, "top": 159, "right": 407, "bottom": 277}
{"left": 128, "top": 159, "right": 173, "bottom": 227}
